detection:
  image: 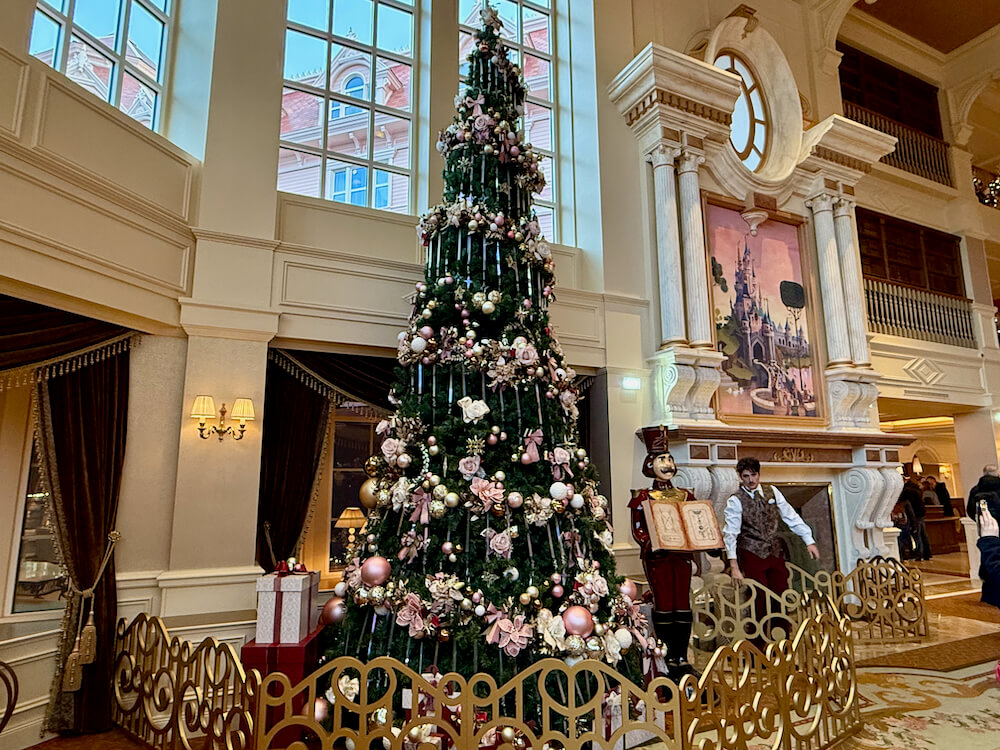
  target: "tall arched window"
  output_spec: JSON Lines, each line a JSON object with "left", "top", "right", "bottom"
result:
{"left": 278, "top": 0, "right": 415, "bottom": 213}
{"left": 459, "top": 0, "right": 557, "bottom": 240}
{"left": 713, "top": 52, "right": 769, "bottom": 173}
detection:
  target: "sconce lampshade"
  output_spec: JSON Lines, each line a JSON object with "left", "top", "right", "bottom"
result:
{"left": 230, "top": 398, "right": 256, "bottom": 422}
{"left": 334, "top": 507, "right": 367, "bottom": 528}
{"left": 191, "top": 395, "right": 216, "bottom": 420}
{"left": 911, "top": 455, "right": 923, "bottom": 475}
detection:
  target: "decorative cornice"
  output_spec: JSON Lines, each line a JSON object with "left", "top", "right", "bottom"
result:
{"left": 664, "top": 424, "right": 914, "bottom": 447}
{"left": 812, "top": 146, "right": 873, "bottom": 174}
{"left": 191, "top": 228, "right": 280, "bottom": 251}
{"left": 624, "top": 89, "right": 733, "bottom": 129}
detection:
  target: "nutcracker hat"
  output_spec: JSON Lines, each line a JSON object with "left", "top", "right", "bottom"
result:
{"left": 638, "top": 425, "right": 670, "bottom": 456}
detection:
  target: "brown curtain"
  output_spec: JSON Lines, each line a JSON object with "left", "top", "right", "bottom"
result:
{"left": 0, "top": 294, "right": 126, "bottom": 372}
{"left": 37, "top": 349, "right": 129, "bottom": 734}
{"left": 256, "top": 358, "right": 331, "bottom": 568}
{"left": 290, "top": 350, "right": 396, "bottom": 410}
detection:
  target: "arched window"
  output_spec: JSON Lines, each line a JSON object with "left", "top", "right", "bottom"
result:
{"left": 713, "top": 52, "right": 769, "bottom": 172}
{"left": 278, "top": 0, "right": 415, "bottom": 213}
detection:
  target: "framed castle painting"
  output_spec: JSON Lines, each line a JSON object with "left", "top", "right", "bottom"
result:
{"left": 705, "top": 200, "right": 823, "bottom": 422}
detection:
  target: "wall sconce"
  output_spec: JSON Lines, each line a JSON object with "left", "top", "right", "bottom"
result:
{"left": 190, "top": 395, "right": 255, "bottom": 441}
{"left": 334, "top": 507, "right": 367, "bottom": 547}
{"left": 911, "top": 455, "right": 923, "bottom": 475}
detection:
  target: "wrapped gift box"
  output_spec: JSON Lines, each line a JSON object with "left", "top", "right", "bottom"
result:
{"left": 256, "top": 571, "right": 320, "bottom": 644}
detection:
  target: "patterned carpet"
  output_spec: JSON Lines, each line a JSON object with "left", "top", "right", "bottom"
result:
{"left": 857, "top": 632, "right": 1000, "bottom": 671}
{"left": 926, "top": 592, "right": 1000, "bottom": 624}
{"left": 30, "top": 729, "right": 149, "bottom": 749}
{"left": 841, "top": 663, "right": 1000, "bottom": 750}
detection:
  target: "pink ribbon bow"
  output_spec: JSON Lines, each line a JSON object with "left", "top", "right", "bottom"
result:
{"left": 551, "top": 447, "right": 574, "bottom": 480}
{"left": 522, "top": 429, "right": 543, "bottom": 464}
{"left": 465, "top": 94, "right": 485, "bottom": 116}
{"left": 410, "top": 489, "right": 431, "bottom": 525}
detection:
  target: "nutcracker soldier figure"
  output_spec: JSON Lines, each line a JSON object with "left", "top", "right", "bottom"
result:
{"left": 629, "top": 426, "right": 699, "bottom": 679}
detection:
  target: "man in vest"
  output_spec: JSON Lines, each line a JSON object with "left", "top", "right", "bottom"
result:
{"left": 723, "top": 457, "right": 820, "bottom": 605}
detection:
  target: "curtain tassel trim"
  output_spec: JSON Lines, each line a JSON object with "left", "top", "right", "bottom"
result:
{"left": 61, "top": 531, "right": 121, "bottom": 692}
{"left": 0, "top": 333, "right": 139, "bottom": 392}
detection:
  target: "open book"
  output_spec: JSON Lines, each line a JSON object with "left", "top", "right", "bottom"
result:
{"left": 641, "top": 496, "right": 723, "bottom": 552}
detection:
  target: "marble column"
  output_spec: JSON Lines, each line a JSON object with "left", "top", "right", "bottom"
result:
{"left": 677, "top": 149, "right": 712, "bottom": 348}
{"left": 648, "top": 145, "right": 687, "bottom": 346}
{"left": 833, "top": 198, "right": 870, "bottom": 366}
{"left": 807, "top": 193, "right": 852, "bottom": 366}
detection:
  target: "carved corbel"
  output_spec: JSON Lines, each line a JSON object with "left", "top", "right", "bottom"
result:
{"left": 837, "top": 466, "right": 883, "bottom": 562}
{"left": 687, "top": 364, "right": 721, "bottom": 419}
{"left": 827, "top": 377, "right": 861, "bottom": 429}
{"left": 674, "top": 465, "right": 714, "bottom": 501}
{"left": 651, "top": 359, "right": 696, "bottom": 424}
{"left": 708, "top": 464, "right": 740, "bottom": 517}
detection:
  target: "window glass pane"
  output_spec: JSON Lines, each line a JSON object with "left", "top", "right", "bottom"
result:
{"left": 749, "top": 88, "right": 764, "bottom": 121}
{"left": 326, "top": 160, "right": 368, "bottom": 205}
{"left": 527, "top": 0, "right": 549, "bottom": 8}
{"left": 373, "top": 112, "right": 410, "bottom": 168}
{"left": 375, "top": 56, "right": 411, "bottom": 111}
{"left": 126, "top": 0, "right": 164, "bottom": 81}
{"left": 376, "top": 4, "right": 413, "bottom": 57}
{"left": 534, "top": 205, "right": 554, "bottom": 240}
{"left": 67, "top": 35, "right": 115, "bottom": 101}
{"left": 147, "top": 0, "right": 168, "bottom": 11}
{"left": 753, "top": 122, "right": 766, "bottom": 152}
{"left": 277, "top": 147, "right": 322, "bottom": 197}
{"left": 284, "top": 28, "right": 327, "bottom": 84}
{"left": 537, "top": 154, "right": 553, "bottom": 202}
{"left": 120, "top": 71, "right": 156, "bottom": 127}
{"left": 287, "top": 0, "right": 329, "bottom": 31}
{"left": 494, "top": 0, "right": 519, "bottom": 41}
{"left": 459, "top": 0, "right": 477, "bottom": 26}
{"left": 327, "top": 101, "right": 369, "bottom": 157}
{"left": 73, "top": 0, "right": 122, "bottom": 50}
{"left": 333, "top": 0, "right": 373, "bottom": 46}
{"left": 731, "top": 94, "right": 750, "bottom": 153}
{"left": 459, "top": 30, "right": 473, "bottom": 77}
{"left": 40, "top": 0, "right": 68, "bottom": 12}
{"left": 330, "top": 44, "right": 371, "bottom": 95}
{"left": 281, "top": 87, "right": 324, "bottom": 147}
{"left": 374, "top": 169, "right": 409, "bottom": 213}
{"left": 522, "top": 53, "right": 550, "bottom": 100}
{"left": 733, "top": 57, "right": 753, "bottom": 86}
{"left": 522, "top": 7, "right": 549, "bottom": 54}
{"left": 524, "top": 101, "right": 552, "bottom": 151}
{"left": 30, "top": 10, "right": 62, "bottom": 67}
{"left": 743, "top": 150, "right": 761, "bottom": 171}
{"left": 13, "top": 447, "right": 67, "bottom": 614}
{"left": 334, "top": 421, "right": 371, "bottom": 467}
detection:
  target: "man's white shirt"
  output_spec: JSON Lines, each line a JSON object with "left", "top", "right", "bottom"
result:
{"left": 722, "top": 485, "right": 816, "bottom": 560}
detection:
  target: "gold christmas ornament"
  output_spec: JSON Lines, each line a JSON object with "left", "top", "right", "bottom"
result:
{"left": 364, "top": 456, "right": 380, "bottom": 477}
{"left": 359, "top": 478, "right": 378, "bottom": 510}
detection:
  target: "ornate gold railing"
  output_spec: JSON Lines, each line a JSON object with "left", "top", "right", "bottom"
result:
{"left": 692, "top": 557, "right": 927, "bottom": 652}
{"left": 112, "top": 613, "right": 260, "bottom": 750}
{"left": 253, "top": 595, "right": 861, "bottom": 750}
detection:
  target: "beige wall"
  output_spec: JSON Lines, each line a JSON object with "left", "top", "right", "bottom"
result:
{"left": 2, "top": 3, "right": 1000, "bottom": 742}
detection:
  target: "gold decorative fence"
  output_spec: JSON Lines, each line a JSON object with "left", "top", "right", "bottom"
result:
{"left": 692, "top": 556, "right": 928, "bottom": 652}
{"left": 253, "top": 596, "right": 860, "bottom": 750}
{"left": 111, "top": 613, "right": 260, "bottom": 750}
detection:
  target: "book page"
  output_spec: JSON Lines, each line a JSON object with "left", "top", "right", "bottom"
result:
{"left": 679, "top": 501, "right": 723, "bottom": 549}
{"left": 643, "top": 501, "right": 688, "bottom": 551}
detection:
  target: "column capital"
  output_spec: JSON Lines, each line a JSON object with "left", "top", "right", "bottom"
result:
{"left": 833, "top": 197, "right": 856, "bottom": 218}
{"left": 646, "top": 143, "right": 680, "bottom": 169}
{"left": 805, "top": 192, "right": 837, "bottom": 213}
{"left": 677, "top": 148, "right": 706, "bottom": 174}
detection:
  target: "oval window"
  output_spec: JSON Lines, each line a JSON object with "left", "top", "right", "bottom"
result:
{"left": 714, "top": 52, "right": 769, "bottom": 172}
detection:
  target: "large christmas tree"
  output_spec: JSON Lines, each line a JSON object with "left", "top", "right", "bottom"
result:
{"left": 320, "top": 5, "right": 643, "bottom": 686}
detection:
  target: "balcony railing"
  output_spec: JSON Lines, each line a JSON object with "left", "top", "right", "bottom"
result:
{"left": 844, "top": 101, "right": 953, "bottom": 187}
{"left": 974, "top": 165, "right": 1000, "bottom": 208}
{"left": 864, "top": 278, "right": 976, "bottom": 348}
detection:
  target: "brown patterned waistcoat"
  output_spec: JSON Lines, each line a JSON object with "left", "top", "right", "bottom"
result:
{"left": 736, "top": 485, "right": 783, "bottom": 559}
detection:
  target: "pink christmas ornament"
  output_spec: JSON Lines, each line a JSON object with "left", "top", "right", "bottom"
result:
{"left": 507, "top": 491, "right": 523, "bottom": 509}
{"left": 562, "top": 605, "right": 593, "bottom": 637}
{"left": 360, "top": 556, "right": 391, "bottom": 587}
{"left": 319, "top": 596, "right": 346, "bottom": 626}
{"left": 620, "top": 579, "right": 639, "bottom": 601}
{"left": 419, "top": 326, "right": 434, "bottom": 339}
{"left": 551, "top": 584, "right": 564, "bottom": 598}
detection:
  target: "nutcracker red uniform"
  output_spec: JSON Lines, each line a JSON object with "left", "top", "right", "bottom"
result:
{"left": 629, "top": 427, "right": 698, "bottom": 679}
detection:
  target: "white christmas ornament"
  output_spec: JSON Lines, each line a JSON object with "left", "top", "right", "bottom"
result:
{"left": 334, "top": 581, "right": 347, "bottom": 597}
{"left": 614, "top": 628, "right": 633, "bottom": 650}
{"left": 549, "top": 482, "right": 568, "bottom": 501}
{"left": 410, "top": 337, "right": 427, "bottom": 353}
{"left": 570, "top": 493, "right": 585, "bottom": 509}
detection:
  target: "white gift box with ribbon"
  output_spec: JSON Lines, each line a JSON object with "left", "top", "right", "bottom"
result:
{"left": 256, "top": 571, "right": 320, "bottom": 644}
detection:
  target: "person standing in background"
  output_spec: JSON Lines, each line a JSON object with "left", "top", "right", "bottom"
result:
{"left": 902, "top": 478, "right": 930, "bottom": 560}
{"left": 977, "top": 506, "right": 1000, "bottom": 609}
{"left": 926, "top": 475, "right": 954, "bottom": 517}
